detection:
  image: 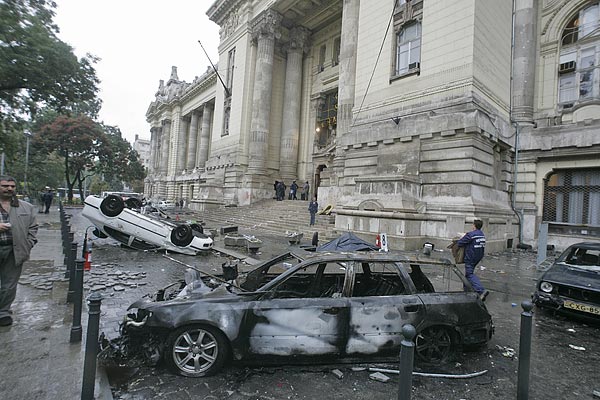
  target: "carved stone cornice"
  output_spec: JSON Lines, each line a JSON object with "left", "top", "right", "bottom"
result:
{"left": 251, "top": 9, "right": 283, "bottom": 42}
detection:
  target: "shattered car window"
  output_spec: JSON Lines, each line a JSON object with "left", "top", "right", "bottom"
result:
{"left": 267, "top": 262, "right": 346, "bottom": 299}
{"left": 414, "top": 263, "right": 465, "bottom": 292}
{"left": 562, "top": 247, "right": 600, "bottom": 270}
{"left": 353, "top": 262, "right": 406, "bottom": 297}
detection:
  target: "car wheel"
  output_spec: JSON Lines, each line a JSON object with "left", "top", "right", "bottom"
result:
{"left": 415, "top": 326, "right": 455, "bottom": 364}
{"left": 171, "top": 224, "right": 193, "bottom": 247}
{"left": 166, "top": 324, "right": 229, "bottom": 377}
{"left": 124, "top": 197, "right": 142, "bottom": 209}
{"left": 92, "top": 228, "right": 108, "bottom": 239}
{"left": 100, "top": 195, "right": 124, "bottom": 217}
{"left": 190, "top": 223, "right": 204, "bottom": 234}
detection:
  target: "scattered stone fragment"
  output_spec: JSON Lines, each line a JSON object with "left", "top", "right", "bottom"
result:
{"left": 332, "top": 369, "right": 344, "bottom": 379}
{"left": 113, "top": 285, "right": 125, "bottom": 291}
{"left": 351, "top": 367, "right": 367, "bottom": 372}
{"left": 569, "top": 344, "right": 585, "bottom": 351}
{"left": 592, "top": 390, "right": 600, "bottom": 398}
{"left": 369, "top": 372, "right": 390, "bottom": 383}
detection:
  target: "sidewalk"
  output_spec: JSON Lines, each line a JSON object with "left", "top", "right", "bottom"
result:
{"left": 0, "top": 208, "right": 112, "bottom": 400}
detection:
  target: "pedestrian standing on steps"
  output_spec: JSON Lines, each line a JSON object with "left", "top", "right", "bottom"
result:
{"left": 301, "top": 181, "right": 310, "bottom": 200}
{"left": 0, "top": 175, "right": 38, "bottom": 326}
{"left": 290, "top": 181, "right": 298, "bottom": 200}
{"left": 308, "top": 196, "right": 318, "bottom": 226}
{"left": 457, "top": 219, "right": 489, "bottom": 301}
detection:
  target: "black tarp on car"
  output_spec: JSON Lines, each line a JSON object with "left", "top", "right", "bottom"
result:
{"left": 316, "top": 232, "right": 379, "bottom": 252}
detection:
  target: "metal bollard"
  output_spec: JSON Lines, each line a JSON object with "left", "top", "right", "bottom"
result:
{"left": 66, "top": 241, "right": 78, "bottom": 302}
{"left": 70, "top": 259, "right": 84, "bottom": 343}
{"left": 81, "top": 292, "right": 103, "bottom": 400}
{"left": 517, "top": 300, "right": 534, "bottom": 400}
{"left": 398, "top": 324, "right": 416, "bottom": 400}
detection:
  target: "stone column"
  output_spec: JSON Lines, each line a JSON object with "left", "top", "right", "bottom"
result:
{"left": 160, "top": 120, "right": 171, "bottom": 175}
{"left": 177, "top": 117, "right": 189, "bottom": 173}
{"left": 334, "top": 0, "right": 360, "bottom": 173}
{"left": 149, "top": 128, "right": 157, "bottom": 174}
{"left": 280, "top": 27, "right": 310, "bottom": 182}
{"left": 512, "top": 0, "right": 537, "bottom": 124}
{"left": 186, "top": 111, "right": 199, "bottom": 170}
{"left": 248, "top": 10, "right": 282, "bottom": 174}
{"left": 198, "top": 104, "right": 213, "bottom": 168}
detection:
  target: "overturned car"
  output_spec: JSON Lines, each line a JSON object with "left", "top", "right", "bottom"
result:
{"left": 100, "top": 251, "right": 493, "bottom": 377}
{"left": 82, "top": 195, "right": 213, "bottom": 255}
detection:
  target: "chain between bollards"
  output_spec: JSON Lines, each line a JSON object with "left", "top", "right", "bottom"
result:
{"left": 70, "top": 259, "right": 84, "bottom": 343}
{"left": 398, "top": 324, "right": 416, "bottom": 400}
{"left": 517, "top": 300, "right": 534, "bottom": 400}
{"left": 81, "top": 292, "right": 103, "bottom": 400}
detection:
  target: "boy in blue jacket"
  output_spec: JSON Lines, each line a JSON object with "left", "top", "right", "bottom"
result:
{"left": 458, "top": 219, "right": 489, "bottom": 301}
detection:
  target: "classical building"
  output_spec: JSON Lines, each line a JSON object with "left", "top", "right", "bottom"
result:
{"left": 132, "top": 134, "right": 151, "bottom": 171}
{"left": 145, "top": 0, "right": 600, "bottom": 251}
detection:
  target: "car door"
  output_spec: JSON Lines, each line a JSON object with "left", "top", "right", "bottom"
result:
{"left": 346, "top": 261, "right": 425, "bottom": 357}
{"left": 244, "top": 261, "right": 349, "bottom": 357}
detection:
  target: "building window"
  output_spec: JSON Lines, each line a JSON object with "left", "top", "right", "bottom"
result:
{"left": 317, "top": 44, "right": 326, "bottom": 72}
{"left": 226, "top": 48, "right": 235, "bottom": 96}
{"left": 395, "top": 21, "right": 421, "bottom": 75}
{"left": 332, "top": 37, "right": 341, "bottom": 66}
{"left": 558, "top": 3, "right": 600, "bottom": 106}
{"left": 543, "top": 169, "right": 600, "bottom": 227}
{"left": 316, "top": 91, "right": 338, "bottom": 147}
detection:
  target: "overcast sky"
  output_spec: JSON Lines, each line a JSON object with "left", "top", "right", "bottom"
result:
{"left": 53, "top": 0, "right": 221, "bottom": 144}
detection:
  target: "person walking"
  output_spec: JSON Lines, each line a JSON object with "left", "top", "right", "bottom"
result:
{"left": 290, "top": 181, "right": 298, "bottom": 200}
{"left": 41, "top": 186, "right": 53, "bottom": 213}
{"left": 0, "top": 175, "right": 38, "bottom": 326}
{"left": 457, "top": 219, "right": 489, "bottom": 301}
{"left": 308, "top": 196, "right": 318, "bottom": 226}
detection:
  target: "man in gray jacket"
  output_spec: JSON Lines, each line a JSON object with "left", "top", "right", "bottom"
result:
{"left": 0, "top": 175, "right": 38, "bottom": 326}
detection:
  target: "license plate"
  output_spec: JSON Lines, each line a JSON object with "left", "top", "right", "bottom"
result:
{"left": 563, "top": 300, "right": 600, "bottom": 315}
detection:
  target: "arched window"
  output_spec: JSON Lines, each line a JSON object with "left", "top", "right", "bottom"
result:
{"left": 558, "top": 3, "right": 600, "bottom": 105}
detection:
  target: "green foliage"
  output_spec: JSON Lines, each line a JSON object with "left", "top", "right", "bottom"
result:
{"left": 0, "top": 0, "right": 100, "bottom": 127}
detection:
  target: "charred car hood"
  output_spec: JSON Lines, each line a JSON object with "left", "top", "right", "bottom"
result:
{"left": 541, "top": 263, "right": 600, "bottom": 291}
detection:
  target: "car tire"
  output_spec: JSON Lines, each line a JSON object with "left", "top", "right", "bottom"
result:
{"left": 100, "top": 195, "right": 124, "bottom": 217}
{"left": 190, "top": 223, "right": 204, "bottom": 234}
{"left": 415, "top": 326, "right": 455, "bottom": 364}
{"left": 171, "top": 224, "right": 193, "bottom": 247}
{"left": 124, "top": 197, "right": 142, "bottom": 209}
{"left": 92, "top": 228, "right": 108, "bottom": 239}
{"left": 165, "top": 324, "right": 229, "bottom": 377}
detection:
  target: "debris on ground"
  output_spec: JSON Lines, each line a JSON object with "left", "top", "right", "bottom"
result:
{"left": 369, "top": 372, "right": 391, "bottom": 383}
{"left": 368, "top": 367, "right": 488, "bottom": 379}
{"left": 593, "top": 390, "right": 600, "bottom": 398}
{"left": 331, "top": 369, "right": 344, "bottom": 379}
{"left": 496, "top": 345, "right": 516, "bottom": 358}
{"left": 568, "top": 344, "right": 586, "bottom": 351}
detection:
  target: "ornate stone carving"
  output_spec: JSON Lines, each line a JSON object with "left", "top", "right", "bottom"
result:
{"left": 251, "top": 9, "right": 283, "bottom": 43}
{"left": 285, "top": 26, "right": 311, "bottom": 54}
{"left": 220, "top": 9, "right": 240, "bottom": 40}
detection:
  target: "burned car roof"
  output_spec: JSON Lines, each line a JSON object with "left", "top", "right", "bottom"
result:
{"left": 101, "top": 250, "right": 493, "bottom": 377}
{"left": 533, "top": 242, "right": 600, "bottom": 322}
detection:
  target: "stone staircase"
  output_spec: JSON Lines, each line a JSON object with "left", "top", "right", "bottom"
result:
{"left": 174, "top": 199, "right": 337, "bottom": 240}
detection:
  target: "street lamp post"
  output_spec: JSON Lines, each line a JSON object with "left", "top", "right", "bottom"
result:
{"left": 24, "top": 130, "right": 32, "bottom": 196}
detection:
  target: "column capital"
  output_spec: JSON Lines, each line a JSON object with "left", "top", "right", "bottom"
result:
{"left": 284, "top": 26, "right": 311, "bottom": 54}
{"left": 251, "top": 9, "right": 283, "bottom": 42}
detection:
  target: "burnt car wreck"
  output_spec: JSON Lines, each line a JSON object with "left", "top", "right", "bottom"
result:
{"left": 99, "top": 251, "right": 493, "bottom": 377}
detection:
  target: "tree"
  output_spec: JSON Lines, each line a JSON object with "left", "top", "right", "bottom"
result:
{"left": 35, "top": 114, "right": 103, "bottom": 203}
{"left": 35, "top": 115, "right": 146, "bottom": 202}
{"left": 0, "top": 0, "right": 100, "bottom": 127}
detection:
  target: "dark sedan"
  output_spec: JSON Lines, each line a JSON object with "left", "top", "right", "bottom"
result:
{"left": 533, "top": 242, "right": 600, "bottom": 321}
{"left": 100, "top": 251, "right": 493, "bottom": 377}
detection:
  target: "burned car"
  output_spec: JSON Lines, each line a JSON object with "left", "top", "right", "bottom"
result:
{"left": 82, "top": 195, "right": 213, "bottom": 255}
{"left": 100, "top": 251, "right": 493, "bottom": 377}
{"left": 533, "top": 242, "right": 600, "bottom": 321}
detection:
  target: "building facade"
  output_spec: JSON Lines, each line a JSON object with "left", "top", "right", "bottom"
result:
{"left": 132, "top": 134, "right": 151, "bottom": 171}
{"left": 145, "top": 0, "right": 600, "bottom": 251}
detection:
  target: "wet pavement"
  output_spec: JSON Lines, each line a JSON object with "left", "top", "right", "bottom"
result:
{"left": 1, "top": 208, "right": 599, "bottom": 399}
